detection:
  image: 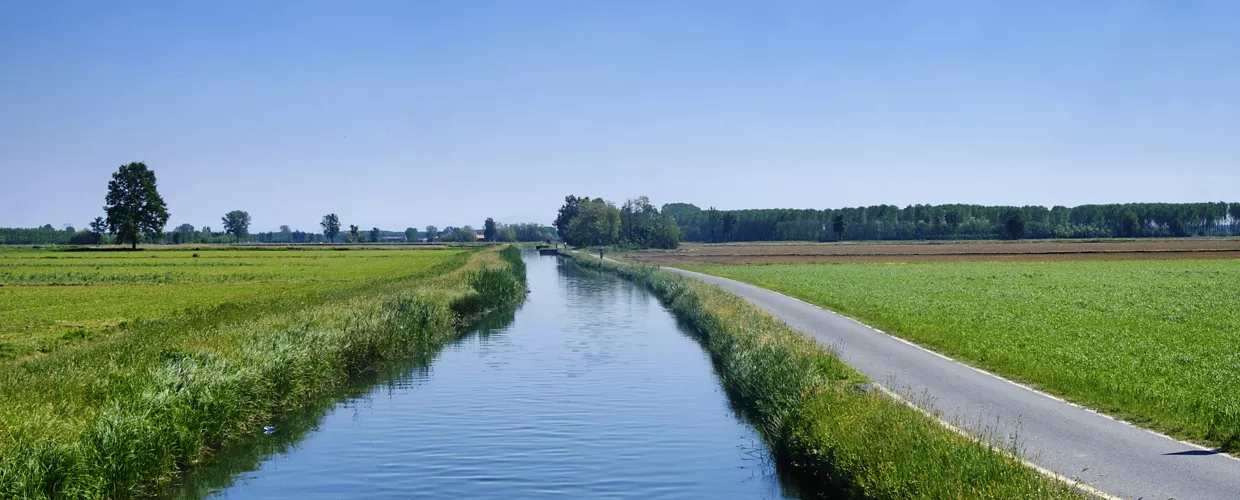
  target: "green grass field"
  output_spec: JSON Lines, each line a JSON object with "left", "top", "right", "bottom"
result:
{"left": 0, "top": 247, "right": 467, "bottom": 360}
{"left": 0, "top": 246, "right": 526, "bottom": 498}
{"left": 682, "top": 259, "right": 1240, "bottom": 449}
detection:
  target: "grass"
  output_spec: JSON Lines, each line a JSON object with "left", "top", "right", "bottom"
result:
{"left": 0, "top": 247, "right": 468, "bottom": 359}
{"left": 566, "top": 254, "right": 1078, "bottom": 499}
{"left": 0, "top": 246, "right": 526, "bottom": 498}
{"left": 682, "top": 260, "right": 1240, "bottom": 450}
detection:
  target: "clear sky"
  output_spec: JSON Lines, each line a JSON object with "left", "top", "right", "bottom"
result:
{"left": 2, "top": 1, "right": 1236, "bottom": 232}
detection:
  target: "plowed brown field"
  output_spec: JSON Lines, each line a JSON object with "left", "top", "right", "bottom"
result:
{"left": 623, "top": 239, "right": 1240, "bottom": 264}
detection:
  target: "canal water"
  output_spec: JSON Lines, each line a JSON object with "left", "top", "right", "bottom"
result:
{"left": 165, "top": 252, "right": 801, "bottom": 499}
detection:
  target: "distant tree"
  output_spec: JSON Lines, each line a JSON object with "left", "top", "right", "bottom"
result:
{"left": 720, "top": 212, "right": 737, "bottom": 242}
{"left": 497, "top": 224, "right": 518, "bottom": 242}
{"left": 647, "top": 213, "right": 682, "bottom": 249}
{"left": 222, "top": 210, "right": 251, "bottom": 243}
{"left": 564, "top": 198, "right": 620, "bottom": 247}
{"left": 404, "top": 227, "right": 418, "bottom": 242}
{"left": 279, "top": 224, "right": 291, "bottom": 233}
{"left": 104, "top": 162, "right": 170, "bottom": 249}
{"left": 88, "top": 217, "right": 106, "bottom": 245}
{"left": 63, "top": 224, "right": 75, "bottom": 233}
{"left": 832, "top": 215, "right": 847, "bottom": 241}
{"left": 456, "top": 226, "right": 477, "bottom": 242}
{"left": 369, "top": 227, "right": 380, "bottom": 242}
{"left": 174, "top": 223, "right": 196, "bottom": 233}
{"left": 553, "top": 195, "right": 585, "bottom": 237}
{"left": 348, "top": 224, "right": 361, "bottom": 243}
{"left": 41, "top": 224, "right": 55, "bottom": 231}
{"left": 320, "top": 214, "right": 340, "bottom": 242}
{"left": 1003, "top": 212, "right": 1025, "bottom": 239}
{"left": 705, "top": 207, "right": 720, "bottom": 242}
{"left": 1118, "top": 210, "right": 1141, "bottom": 238}
{"left": 424, "top": 225, "right": 438, "bottom": 242}
{"left": 484, "top": 218, "right": 498, "bottom": 242}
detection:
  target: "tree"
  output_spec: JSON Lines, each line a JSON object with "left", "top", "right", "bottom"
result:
{"left": 104, "top": 162, "right": 170, "bottom": 249}
{"left": 174, "top": 223, "right": 196, "bottom": 233}
{"left": 706, "top": 206, "right": 721, "bottom": 242}
{"left": 832, "top": 215, "right": 847, "bottom": 241}
{"left": 1003, "top": 212, "right": 1025, "bottom": 239}
{"left": 564, "top": 198, "right": 621, "bottom": 247}
{"left": 222, "top": 210, "right": 251, "bottom": 243}
{"left": 497, "top": 224, "right": 518, "bottom": 242}
{"left": 88, "top": 217, "right": 106, "bottom": 245}
{"left": 405, "top": 227, "right": 418, "bottom": 242}
{"left": 1118, "top": 211, "right": 1141, "bottom": 238}
{"left": 369, "top": 227, "right": 380, "bottom": 242}
{"left": 425, "top": 225, "right": 438, "bottom": 242}
{"left": 320, "top": 214, "right": 341, "bottom": 242}
{"left": 720, "top": 212, "right": 737, "bottom": 242}
{"left": 484, "top": 218, "right": 498, "bottom": 242}
{"left": 554, "top": 195, "right": 585, "bottom": 237}
{"left": 348, "top": 224, "right": 361, "bottom": 243}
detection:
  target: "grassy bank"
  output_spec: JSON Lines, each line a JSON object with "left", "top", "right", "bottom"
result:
{"left": 682, "top": 260, "right": 1240, "bottom": 450}
{"left": 564, "top": 254, "right": 1077, "bottom": 499}
{"left": 0, "top": 246, "right": 526, "bottom": 498}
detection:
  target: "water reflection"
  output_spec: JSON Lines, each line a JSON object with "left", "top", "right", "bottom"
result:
{"left": 162, "top": 252, "right": 803, "bottom": 499}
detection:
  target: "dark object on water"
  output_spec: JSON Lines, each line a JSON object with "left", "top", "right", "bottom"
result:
{"left": 538, "top": 248, "right": 558, "bottom": 256}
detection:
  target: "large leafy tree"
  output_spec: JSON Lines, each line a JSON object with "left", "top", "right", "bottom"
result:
{"left": 320, "top": 214, "right": 340, "bottom": 242}
{"left": 425, "top": 225, "right": 438, "bottom": 242}
{"left": 104, "top": 162, "right": 170, "bottom": 249}
{"left": 484, "top": 218, "right": 498, "bottom": 242}
{"left": 565, "top": 198, "right": 620, "bottom": 247}
{"left": 222, "top": 210, "right": 251, "bottom": 243}
{"left": 348, "top": 224, "right": 361, "bottom": 243}
{"left": 553, "top": 195, "right": 585, "bottom": 238}
{"left": 404, "top": 227, "right": 418, "bottom": 242}
{"left": 369, "top": 227, "right": 380, "bottom": 242}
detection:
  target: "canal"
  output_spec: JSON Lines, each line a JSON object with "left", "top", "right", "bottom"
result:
{"left": 164, "top": 252, "right": 801, "bottom": 499}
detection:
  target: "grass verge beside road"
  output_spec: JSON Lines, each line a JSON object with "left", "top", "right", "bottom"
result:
{"left": 565, "top": 253, "right": 1079, "bottom": 499}
{"left": 0, "top": 246, "right": 526, "bottom": 499}
{"left": 682, "top": 260, "right": 1240, "bottom": 451}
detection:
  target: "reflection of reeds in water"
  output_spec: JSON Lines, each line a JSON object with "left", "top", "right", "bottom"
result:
{"left": 565, "top": 254, "right": 1081, "bottom": 499}
{"left": 0, "top": 247, "right": 527, "bottom": 499}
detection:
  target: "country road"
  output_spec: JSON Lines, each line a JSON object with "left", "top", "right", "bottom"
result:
{"left": 665, "top": 267, "right": 1240, "bottom": 500}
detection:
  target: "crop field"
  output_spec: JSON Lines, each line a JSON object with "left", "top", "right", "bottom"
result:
{"left": 624, "top": 238, "right": 1240, "bottom": 265}
{"left": 681, "top": 259, "right": 1240, "bottom": 449}
{"left": 0, "top": 247, "right": 467, "bottom": 360}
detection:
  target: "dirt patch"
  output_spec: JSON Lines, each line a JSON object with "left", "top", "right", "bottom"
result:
{"left": 623, "top": 239, "right": 1240, "bottom": 265}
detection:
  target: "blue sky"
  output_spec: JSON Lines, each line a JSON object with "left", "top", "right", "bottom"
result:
{"left": 2, "top": 1, "right": 1237, "bottom": 232}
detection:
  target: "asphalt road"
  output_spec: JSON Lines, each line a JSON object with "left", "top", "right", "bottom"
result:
{"left": 665, "top": 267, "right": 1239, "bottom": 500}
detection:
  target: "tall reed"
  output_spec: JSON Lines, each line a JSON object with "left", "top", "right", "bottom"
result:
{"left": 0, "top": 247, "right": 526, "bottom": 499}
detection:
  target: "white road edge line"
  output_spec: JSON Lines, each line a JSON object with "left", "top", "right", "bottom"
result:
{"left": 667, "top": 266, "right": 1238, "bottom": 464}
{"left": 872, "top": 383, "right": 1124, "bottom": 500}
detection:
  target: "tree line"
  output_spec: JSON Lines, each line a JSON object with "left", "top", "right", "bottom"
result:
{"left": 1, "top": 162, "right": 560, "bottom": 246}
{"left": 553, "top": 195, "right": 681, "bottom": 249}
{"left": 662, "top": 201, "right": 1240, "bottom": 242}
